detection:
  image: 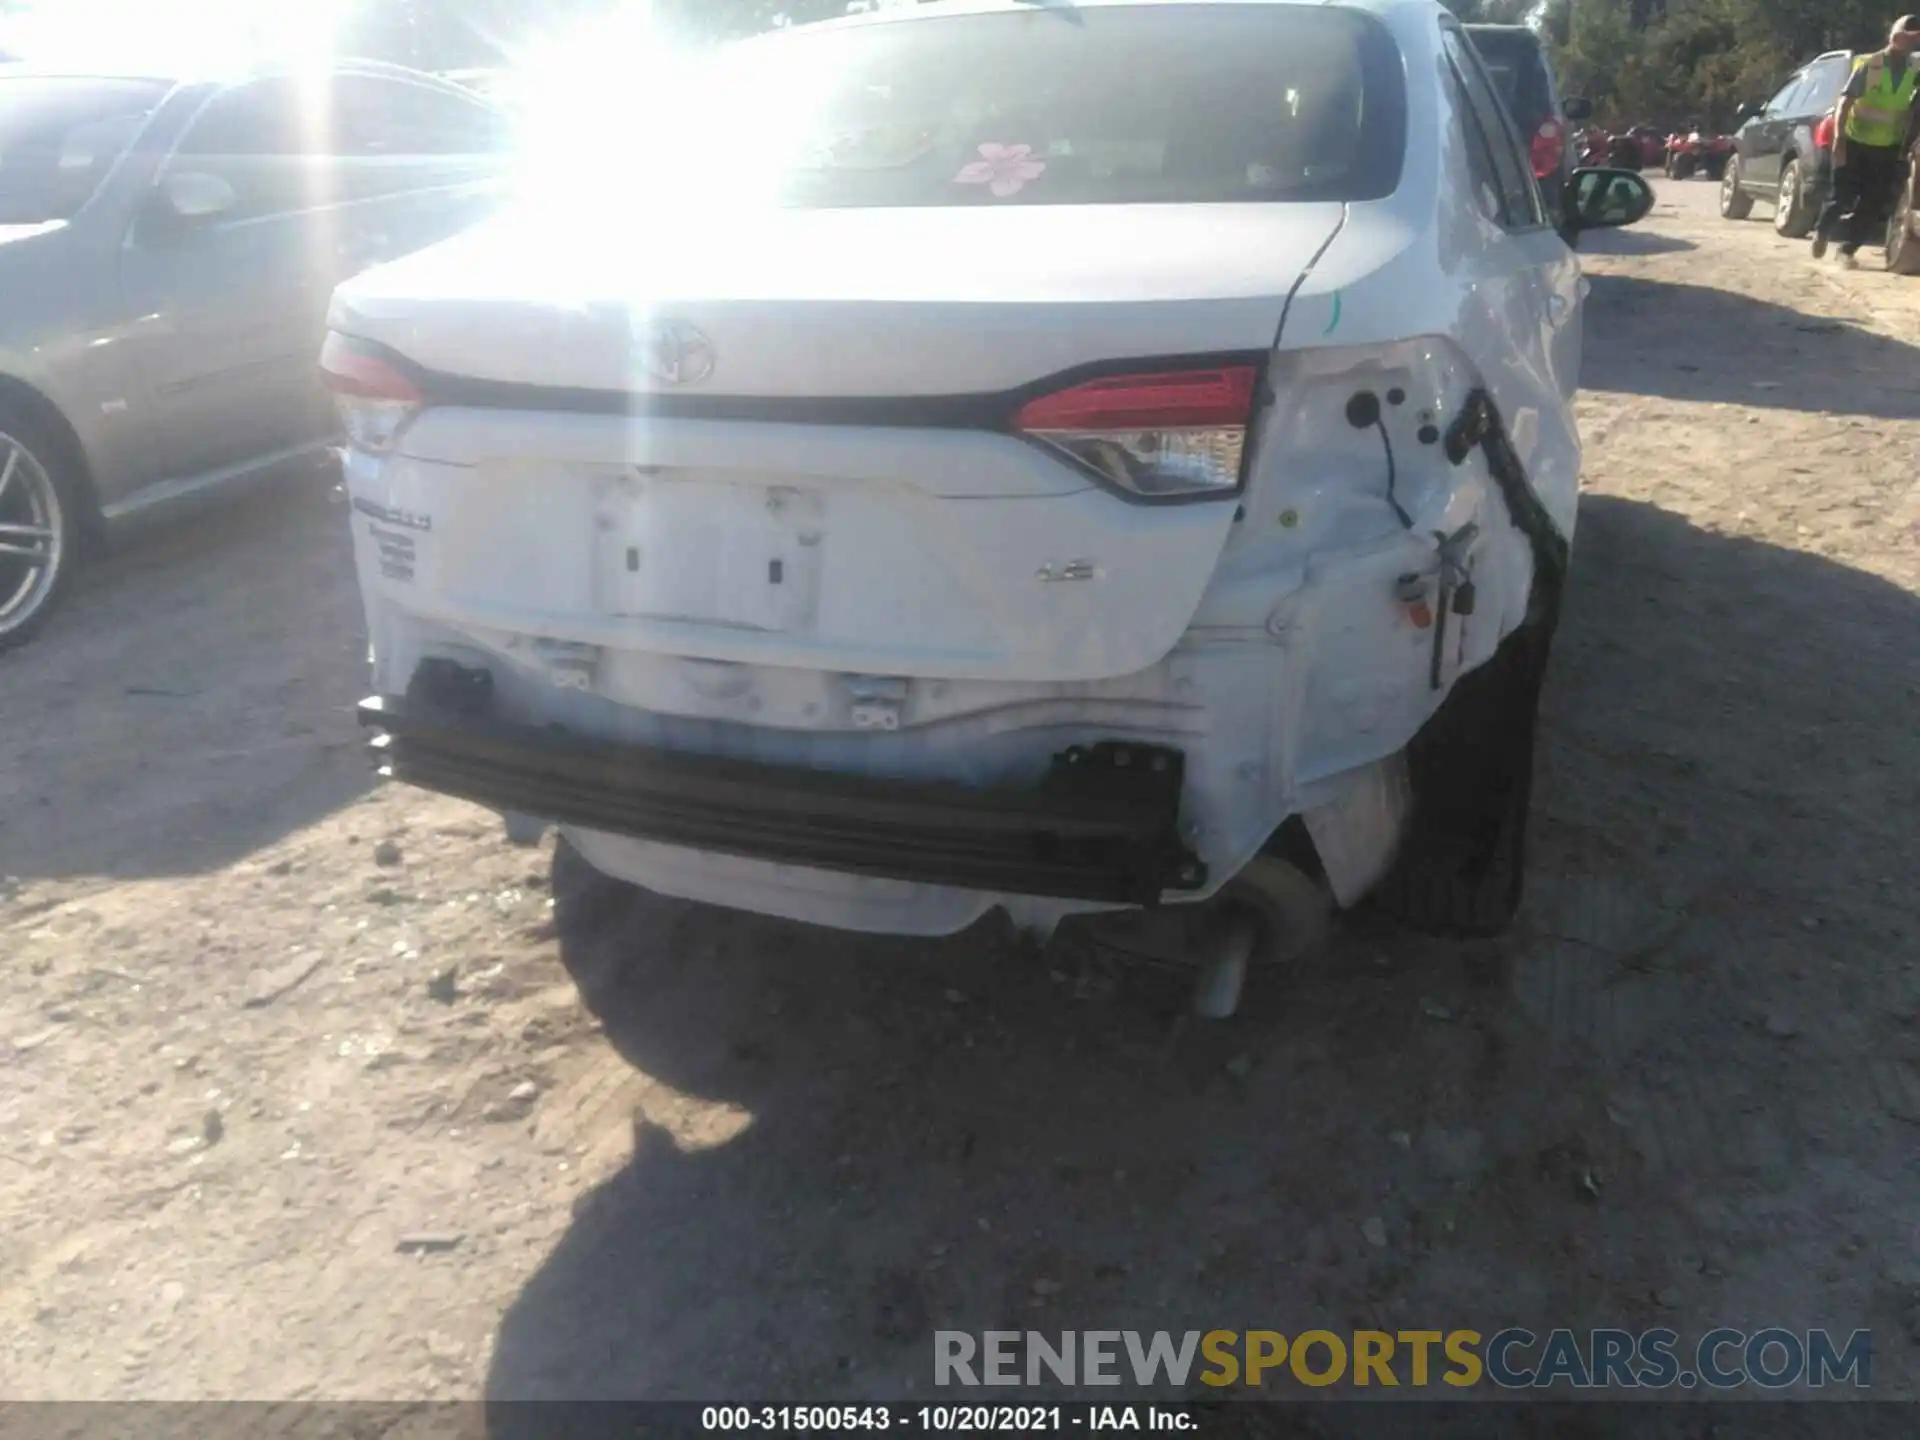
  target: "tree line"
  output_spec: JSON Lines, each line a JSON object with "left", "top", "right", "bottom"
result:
{"left": 337, "top": 0, "right": 1901, "bottom": 131}
{"left": 1452, "top": 0, "right": 1900, "bottom": 130}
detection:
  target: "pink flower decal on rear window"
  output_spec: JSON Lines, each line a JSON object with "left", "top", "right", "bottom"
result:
{"left": 953, "top": 142, "right": 1047, "bottom": 198}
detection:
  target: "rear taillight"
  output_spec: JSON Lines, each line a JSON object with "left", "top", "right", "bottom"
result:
{"left": 1012, "top": 365, "right": 1257, "bottom": 499}
{"left": 1530, "top": 120, "right": 1565, "bottom": 180}
{"left": 320, "top": 333, "right": 424, "bottom": 454}
{"left": 1814, "top": 115, "right": 1836, "bottom": 151}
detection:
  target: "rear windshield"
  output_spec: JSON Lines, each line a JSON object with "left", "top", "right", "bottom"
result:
{"left": 0, "top": 76, "right": 167, "bottom": 223}
{"left": 1800, "top": 55, "right": 1852, "bottom": 112}
{"left": 652, "top": 4, "right": 1406, "bottom": 208}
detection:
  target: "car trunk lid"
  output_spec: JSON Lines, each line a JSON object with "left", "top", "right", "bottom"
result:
{"left": 332, "top": 202, "right": 1348, "bottom": 686}
{"left": 331, "top": 202, "right": 1338, "bottom": 400}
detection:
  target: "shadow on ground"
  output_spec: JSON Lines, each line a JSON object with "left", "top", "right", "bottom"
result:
{"left": 0, "top": 470, "right": 373, "bottom": 880}
{"left": 481, "top": 493, "right": 1920, "bottom": 1411}
{"left": 1577, "top": 226, "right": 1698, "bottom": 257}
{"left": 1582, "top": 273, "right": 1920, "bottom": 418}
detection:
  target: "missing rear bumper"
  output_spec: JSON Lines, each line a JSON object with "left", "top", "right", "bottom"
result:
{"left": 358, "top": 659, "right": 1206, "bottom": 906}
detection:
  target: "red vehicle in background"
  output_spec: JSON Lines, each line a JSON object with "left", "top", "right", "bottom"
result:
{"left": 1580, "top": 123, "right": 1665, "bottom": 170}
{"left": 1665, "top": 125, "right": 1736, "bottom": 180}
{"left": 1619, "top": 124, "right": 1669, "bottom": 170}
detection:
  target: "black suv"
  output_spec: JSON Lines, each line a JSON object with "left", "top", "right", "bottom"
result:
{"left": 1464, "top": 24, "right": 1591, "bottom": 227}
{"left": 1720, "top": 49, "right": 1852, "bottom": 237}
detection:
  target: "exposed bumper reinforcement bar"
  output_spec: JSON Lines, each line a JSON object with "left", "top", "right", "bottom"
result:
{"left": 357, "top": 660, "right": 1206, "bottom": 906}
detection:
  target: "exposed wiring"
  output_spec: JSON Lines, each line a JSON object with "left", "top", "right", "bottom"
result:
{"left": 1374, "top": 418, "right": 1413, "bottom": 530}
{"left": 1343, "top": 391, "right": 1415, "bottom": 530}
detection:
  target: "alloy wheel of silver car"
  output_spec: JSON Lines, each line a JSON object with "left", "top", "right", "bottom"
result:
{"left": 0, "top": 431, "right": 67, "bottom": 645}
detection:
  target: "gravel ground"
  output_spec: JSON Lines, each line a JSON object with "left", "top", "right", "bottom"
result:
{"left": 1, "top": 180, "right": 1918, "bottom": 1412}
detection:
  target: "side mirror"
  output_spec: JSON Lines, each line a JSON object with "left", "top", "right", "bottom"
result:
{"left": 1563, "top": 167, "right": 1656, "bottom": 232}
{"left": 161, "top": 170, "right": 237, "bottom": 221}
{"left": 1563, "top": 96, "right": 1593, "bottom": 122}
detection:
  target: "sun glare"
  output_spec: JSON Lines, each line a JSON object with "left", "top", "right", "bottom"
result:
{"left": 508, "top": 5, "right": 838, "bottom": 226}
{"left": 0, "top": 0, "right": 351, "bottom": 75}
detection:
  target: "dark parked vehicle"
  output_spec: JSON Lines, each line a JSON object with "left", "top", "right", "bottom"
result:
{"left": 1464, "top": 24, "right": 1591, "bottom": 227}
{"left": 1887, "top": 148, "right": 1920, "bottom": 273}
{"left": 1721, "top": 49, "right": 1852, "bottom": 238}
{"left": 0, "top": 60, "right": 513, "bottom": 649}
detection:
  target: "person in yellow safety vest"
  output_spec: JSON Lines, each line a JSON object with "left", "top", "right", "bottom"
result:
{"left": 1813, "top": 15, "right": 1920, "bottom": 265}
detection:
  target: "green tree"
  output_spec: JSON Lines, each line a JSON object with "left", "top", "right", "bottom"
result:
{"left": 1543, "top": 0, "right": 1905, "bottom": 130}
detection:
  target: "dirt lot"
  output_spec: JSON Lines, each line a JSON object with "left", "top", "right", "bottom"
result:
{"left": 3, "top": 180, "right": 1920, "bottom": 1409}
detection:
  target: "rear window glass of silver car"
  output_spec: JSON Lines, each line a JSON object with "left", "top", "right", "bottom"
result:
{"left": 671, "top": 4, "right": 1406, "bottom": 207}
{"left": 0, "top": 76, "right": 168, "bottom": 223}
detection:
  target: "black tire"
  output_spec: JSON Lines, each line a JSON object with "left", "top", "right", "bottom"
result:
{"left": 1887, "top": 171, "right": 1920, "bottom": 274}
{"left": 1371, "top": 619, "right": 1551, "bottom": 938}
{"left": 0, "top": 402, "right": 83, "bottom": 654}
{"left": 1719, "top": 156, "right": 1755, "bottom": 219}
{"left": 1703, "top": 155, "right": 1728, "bottom": 182}
{"left": 1671, "top": 154, "right": 1697, "bottom": 181}
{"left": 1773, "top": 156, "right": 1814, "bottom": 238}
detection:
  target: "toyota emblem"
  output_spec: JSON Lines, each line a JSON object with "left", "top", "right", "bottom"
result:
{"left": 639, "top": 320, "right": 716, "bottom": 386}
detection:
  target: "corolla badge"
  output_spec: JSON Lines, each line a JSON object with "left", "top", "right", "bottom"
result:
{"left": 638, "top": 320, "right": 716, "bottom": 386}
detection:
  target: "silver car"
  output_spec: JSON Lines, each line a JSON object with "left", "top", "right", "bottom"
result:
{"left": 0, "top": 60, "right": 512, "bottom": 650}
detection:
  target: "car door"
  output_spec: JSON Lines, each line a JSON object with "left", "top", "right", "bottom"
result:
{"left": 1437, "top": 24, "right": 1582, "bottom": 535}
{"left": 1745, "top": 70, "right": 1811, "bottom": 192}
{"left": 115, "top": 76, "right": 356, "bottom": 487}
{"left": 328, "top": 74, "right": 512, "bottom": 276}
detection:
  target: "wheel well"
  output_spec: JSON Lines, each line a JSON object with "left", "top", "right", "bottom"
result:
{"left": 1262, "top": 814, "right": 1328, "bottom": 885}
{"left": 0, "top": 374, "right": 103, "bottom": 538}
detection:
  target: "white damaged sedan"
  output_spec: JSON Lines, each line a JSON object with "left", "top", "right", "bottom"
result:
{"left": 329, "top": 0, "right": 1651, "bottom": 992}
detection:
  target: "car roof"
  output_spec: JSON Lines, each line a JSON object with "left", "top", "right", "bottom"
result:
{"left": 1461, "top": 24, "right": 1545, "bottom": 50}
{"left": 0, "top": 56, "right": 486, "bottom": 96}
{"left": 801, "top": 0, "right": 1412, "bottom": 33}
{"left": 0, "top": 65, "right": 180, "bottom": 84}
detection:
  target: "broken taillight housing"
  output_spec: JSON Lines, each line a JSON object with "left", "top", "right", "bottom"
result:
{"left": 320, "top": 333, "right": 425, "bottom": 454}
{"left": 1814, "top": 115, "right": 1837, "bottom": 151}
{"left": 1530, "top": 119, "right": 1565, "bottom": 180}
{"left": 1012, "top": 364, "right": 1258, "bottom": 499}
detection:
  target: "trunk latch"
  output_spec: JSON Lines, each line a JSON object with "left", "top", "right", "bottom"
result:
{"left": 533, "top": 639, "right": 601, "bottom": 693}
{"left": 846, "top": 675, "right": 908, "bottom": 732}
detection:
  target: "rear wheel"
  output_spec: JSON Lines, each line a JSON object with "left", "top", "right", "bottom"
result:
{"left": 1887, "top": 166, "right": 1920, "bottom": 274}
{"left": 1719, "top": 156, "right": 1755, "bottom": 219}
{"left": 1702, "top": 154, "right": 1728, "bottom": 182}
{"left": 0, "top": 407, "right": 81, "bottom": 654}
{"left": 1670, "top": 153, "right": 1697, "bottom": 181}
{"left": 1773, "top": 156, "right": 1814, "bottom": 238}
{"left": 1371, "top": 618, "right": 1551, "bottom": 938}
